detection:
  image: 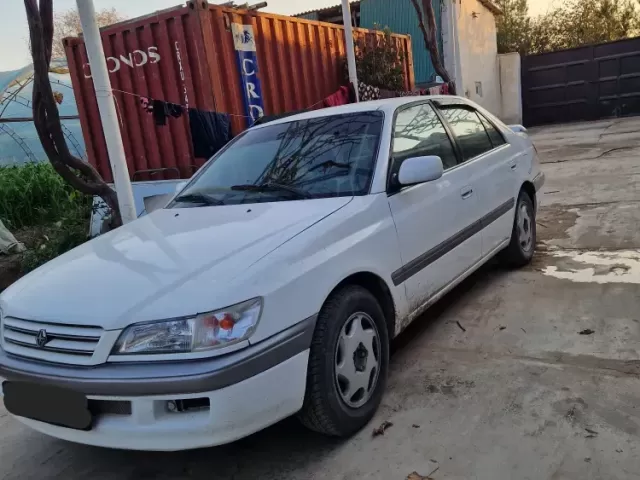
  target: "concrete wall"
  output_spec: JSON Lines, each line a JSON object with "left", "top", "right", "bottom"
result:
{"left": 455, "top": 0, "right": 501, "bottom": 116}
{"left": 498, "top": 53, "right": 523, "bottom": 124}
{"left": 442, "top": 0, "right": 463, "bottom": 93}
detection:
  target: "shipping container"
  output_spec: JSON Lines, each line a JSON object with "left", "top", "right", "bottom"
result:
{"left": 64, "top": 1, "right": 415, "bottom": 182}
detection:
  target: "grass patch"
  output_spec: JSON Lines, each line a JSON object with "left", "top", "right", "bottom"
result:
{"left": 0, "top": 162, "right": 93, "bottom": 275}
{"left": 0, "top": 162, "right": 87, "bottom": 230}
{"left": 20, "top": 200, "right": 92, "bottom": 273}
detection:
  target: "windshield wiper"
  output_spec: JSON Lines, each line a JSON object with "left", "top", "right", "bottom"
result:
{"left": 173, "top": 192, "right": 225, "bottom": 206}
{"left": 230, "top": 183, "right": 312, "bottom": 199}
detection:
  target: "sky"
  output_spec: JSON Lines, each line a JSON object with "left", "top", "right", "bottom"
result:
{"left": 0, "top": 0, "right": 558, "bottom": 71}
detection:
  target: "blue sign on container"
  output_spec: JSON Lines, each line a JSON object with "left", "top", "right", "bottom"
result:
{"left": 232, "top": 24, "right": 265, "bottom": 126}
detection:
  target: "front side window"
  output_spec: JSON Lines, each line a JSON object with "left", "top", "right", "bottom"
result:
{"left": 169, "top": 112, "right": 383, "bottom": 207}
{"left": 392, "top": 103, "right": 458, "bottom": 171}
{"left": 440, "top": 107, "right": 494, "bottom": 161}
{"left": 479, "top": 114, "right": 507, "bottom": 148}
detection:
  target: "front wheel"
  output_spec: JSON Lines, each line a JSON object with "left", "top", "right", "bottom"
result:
{"left": 500, "top": 190, "right": 536, "bottom": 267}
{"left": 298, "top": 285, "right": 389, "bottom": 437}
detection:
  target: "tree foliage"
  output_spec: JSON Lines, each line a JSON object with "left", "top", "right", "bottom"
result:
{"left": 51, "top": 7, "right": 125, "bottom": 59}
{"left": 344, "top": 27, "right": 406, "bottom": 91}
{"left": 410, "top": 0, "right": 456, "bottom": 93}
{"left": 531, "top": 0, "right": 640, "bottom": 54}
{"left": 495, "top": 0, "right": 531, "bottom": 54}
{"left": 24, "top": 0, "right": 122, "bottom": 227}
{"left": 497, "top": 0, "right": 640, "bottom": 55}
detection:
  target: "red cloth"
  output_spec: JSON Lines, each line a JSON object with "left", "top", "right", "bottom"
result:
{"left": 323, "top": 86, "right": 351, "bottom": 108}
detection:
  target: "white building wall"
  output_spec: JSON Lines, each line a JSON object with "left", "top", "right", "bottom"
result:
{"left": 456, "top": 0, "right": 501, "bottom": 115}
{"left": 441, "top": 0, "right": 463, "bottom": 95}
{"left": 498, "top": 52, "right": 523, "bottom": 124}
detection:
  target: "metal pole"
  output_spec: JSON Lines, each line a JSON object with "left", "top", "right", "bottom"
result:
{"left": 341, "top": 0, "right": 360, "bottom": 102}
{"left": 76, "top": 0, "right": 137, "bottom": 224}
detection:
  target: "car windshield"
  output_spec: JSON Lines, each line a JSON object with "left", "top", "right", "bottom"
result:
{"left": 169, "top": 111, "right": 384, "bottom": 207}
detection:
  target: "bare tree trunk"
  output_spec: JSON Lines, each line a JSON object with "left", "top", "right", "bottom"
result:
{"left": 24, "top": 0, "right": 122, "bottom": 227}
{"left": 410, "top": 0, "right": 457, "bottom": 95}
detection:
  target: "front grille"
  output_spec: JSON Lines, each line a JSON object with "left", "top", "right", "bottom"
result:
{"left": 1, "top": 317, "right": 103, "bottom": 365}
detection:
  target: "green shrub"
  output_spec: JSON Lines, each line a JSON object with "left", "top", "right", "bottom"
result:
{"left": 20, "top": 199, "right": 91, "bottom": 273}
{"left": 0, "top": 162, "right": 93, "bottom": 273}
{"left": 0, "top": 162, "right": 88, "bottom": 230}
{"left": 342, "top": 26, "right": 406, "bottom": 91}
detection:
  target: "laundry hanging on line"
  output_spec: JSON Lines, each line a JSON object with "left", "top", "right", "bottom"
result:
{"left": 358, "top": 82, "right": 426, "bottom": 101}
{"left": 323, "top": 84, "right": 358, "bottom": 108}
{"left": 139, "top": 97, "right": 232, "bottom": 159}
{"left": 140, "top": 97, "right": 185, "bottom": 126}
{"left": 360, "top": 80, "right": 452, "bottom": 101}
{"left": 359, "top": 82, "right": 381, "bottom": 102}
{"left": 188, "top": 109, "right": 232, "bottom": 159}
{"left": 152, "top": 99, "right": 184, "bottom": 126}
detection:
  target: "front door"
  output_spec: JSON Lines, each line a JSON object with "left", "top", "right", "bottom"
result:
{"left": 436, "top": 102, "right": 517, "bottom": 256}
{"left": 387, "top": 102, "right": 483, "bottom": 309}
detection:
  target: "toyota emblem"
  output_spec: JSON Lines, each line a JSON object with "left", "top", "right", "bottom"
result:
{"left": 36, "top": 329, "right": 49, "bottom": 348}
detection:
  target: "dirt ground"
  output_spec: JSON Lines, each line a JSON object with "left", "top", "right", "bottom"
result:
{"left": 2, "top": 117, "right": 640, "bottom": 479}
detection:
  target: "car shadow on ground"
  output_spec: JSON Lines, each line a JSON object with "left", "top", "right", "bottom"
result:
{"left": 390, "top": 258, "right": 514, "bottom": 356}
{"left": 47, "top": 262, "right": 512, "bottom": 479}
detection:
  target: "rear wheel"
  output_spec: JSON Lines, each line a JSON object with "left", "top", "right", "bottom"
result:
{"left": 298, "top": 285, "right": 389, "bottom": 437}
{"left": 500, "top": 190, "right": 536, "bottom": 267}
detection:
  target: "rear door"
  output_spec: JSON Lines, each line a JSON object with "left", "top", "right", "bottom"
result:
{"left": 387, "top": 102, "right": 483, "bottom": 310}
{"left": 434, "top": 101, "right": 517, "bottom": 257}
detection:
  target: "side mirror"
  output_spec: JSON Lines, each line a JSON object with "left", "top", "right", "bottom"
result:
{"left": 398, "top": 156, "right": 444, "bottom": 186}
{"left": 509, "top": 124, "right": 528, "bottom": 134}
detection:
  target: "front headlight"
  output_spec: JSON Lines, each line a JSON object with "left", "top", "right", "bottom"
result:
{"left": 112, "top": 298, "right": 262, "bottom": 355}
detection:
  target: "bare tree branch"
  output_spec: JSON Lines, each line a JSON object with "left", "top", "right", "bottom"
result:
{"left": 410, "top": 0, "right": 457, "bottom": 95}
{"left": 25, "top": 0, "right": 122, "bottom": 227}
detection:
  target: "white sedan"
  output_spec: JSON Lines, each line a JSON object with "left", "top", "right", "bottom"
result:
{"left": 0, "top": 97, "right": 544, "bottom": 451}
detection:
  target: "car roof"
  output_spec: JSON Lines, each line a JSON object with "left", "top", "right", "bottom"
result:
{"left": 251, "top": 95, "right": 469, "bottom": 129}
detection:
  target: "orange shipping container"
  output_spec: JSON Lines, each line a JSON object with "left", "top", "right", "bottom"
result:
{"left": 64, "top": 1, "right": 415, "bottom": 182}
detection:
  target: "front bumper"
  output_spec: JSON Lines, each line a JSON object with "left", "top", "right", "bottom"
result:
{"left": 0, "top": 317, "right": 316, "bottom": 450}
{"left": 1, "top": 351, "right": 309, "bottom": 451}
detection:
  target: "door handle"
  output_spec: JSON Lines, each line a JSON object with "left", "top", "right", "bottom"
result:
{"left": 510, "top": 161, "right": 518, "bottom": 170}
{"left": 461, "top": 188, "right": 473, "bottom": 200}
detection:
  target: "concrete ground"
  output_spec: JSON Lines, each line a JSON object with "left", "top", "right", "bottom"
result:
{"left": 2, "top": 118, "right": 640, "bottom": 479}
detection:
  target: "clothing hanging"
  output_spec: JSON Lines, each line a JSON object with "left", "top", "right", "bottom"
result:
{"left": 188, "top": 109, "right": 232, "bottom": 159}
{"left": 378, "top": 88, "right": 398, "bottom": 99}
{"left": 323, "top": 86, "right": 351, "bottom": 108}
{"left": 377, "top": 87, "right": 427, "bottom": 99}
{"left": 140, "top": 97, "right": 185, "bottom": 126}
{"left": 358, "top": 82, "right": 380, "bottom": 102}
{"left": 396, "top": 89, "right": 427, "bottom": 97}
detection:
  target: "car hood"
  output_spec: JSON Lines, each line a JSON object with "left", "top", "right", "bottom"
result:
{"left": 1, "top": 198, "right": 352, "bottom": 329}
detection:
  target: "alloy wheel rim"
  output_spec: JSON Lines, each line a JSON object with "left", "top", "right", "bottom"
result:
{"left": 517, "top": 203, "right": 533, "bottom": 252}
{"left": 334, "top": 312, "right": 382, "bottom": 409}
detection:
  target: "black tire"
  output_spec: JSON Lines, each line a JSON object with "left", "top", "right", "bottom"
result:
{"left": 500, "top": 190, "right": 536, "bottom": 267}
{"left": 298, "top": 285, "right": 390, "bottom": 437}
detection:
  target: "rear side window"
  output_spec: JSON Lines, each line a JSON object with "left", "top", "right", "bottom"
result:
{"left": 392, "top": 103, "right": 458, "bottom": 170}
{"left": 440, "top": 107, "right": 494, "bottom": 161}
{"left": 479, "top": 114, "right": 506, "bottom": 148}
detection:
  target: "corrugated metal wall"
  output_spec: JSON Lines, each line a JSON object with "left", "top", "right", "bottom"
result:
{"left": 64, "top": 5, "right": 215, "bottom": 181}
{"left": 360, "top": 0, "right": 442, "bottom": 86}
{"left": 65, "top": 1, "right": 414, "bottom": 182}
{"left": 296, "top": 12, "right": 320, "bottom": 21}
{"left": 201, "top": 3, "right": 415, "bottom": 135}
